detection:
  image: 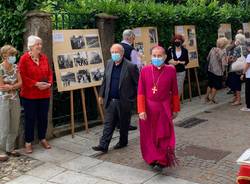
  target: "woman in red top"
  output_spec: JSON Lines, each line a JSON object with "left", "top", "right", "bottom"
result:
{"left": 19, "top": 35, "right": 53, "bottom": 154}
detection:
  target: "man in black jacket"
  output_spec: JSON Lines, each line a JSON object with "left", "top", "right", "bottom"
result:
{"left": 92, "top": 44, "right": 139, "bottom": 153}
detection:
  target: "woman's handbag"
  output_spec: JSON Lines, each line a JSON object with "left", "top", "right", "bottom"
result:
{"left": 230, "top": 46, "right": 246, "bottom": 72}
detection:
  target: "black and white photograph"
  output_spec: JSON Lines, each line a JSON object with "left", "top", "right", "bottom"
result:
{"left": 73, "top": 52, "right": 88, "bottom": 66}
{"left": 90, "top": 68, "right": 104, "bottom": 82}
{"left": 188, "top": 38, "right": 196, "bottom": 47}
{"left": 87, "top": 51, "right": 102, "bottom": 64}
{"left": 245, "top": 32, "right": 250, "bottom": 38}
{"left": 134, "top": 42, "right": 144, "bottom": 54}
{"left": 187, "top": 28, "right": 195, "bottom": 39}
{"left": 70, "top": 35, "right": 85, "bottom": 49}
{"left": 189, "top": 51, "right": 198, "bottom": 60}
{"left": 149, "top": 28, "right": 157, "bottom": 43}
{"left": 60, "top": 72, "right": 76, "bottom": 87}
{"left": 57, "top": 54, "right": 74, "bottom": 69}
{"left": 86, "top": 35, "right": 100, "bottom": 48}
{"left": 76, "top": 69, "right": 91, "bottom": 83}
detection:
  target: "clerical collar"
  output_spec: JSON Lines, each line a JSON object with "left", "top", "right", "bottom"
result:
{"left": 152, "top": 64, "right": 165, "bottom": 70}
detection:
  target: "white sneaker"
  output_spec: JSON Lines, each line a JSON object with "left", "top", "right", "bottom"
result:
{"left": 240, "top": 107, "right": 250, "bottom": 112}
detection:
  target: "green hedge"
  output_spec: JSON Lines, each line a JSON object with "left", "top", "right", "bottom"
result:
{"left": 60, "top": 0, "right": 250, "bottom": 77}
{"left": 1, "top": 0, "right": 250, "bottom": 77}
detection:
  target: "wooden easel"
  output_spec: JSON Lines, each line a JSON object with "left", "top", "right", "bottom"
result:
{"left": 186, "top": 67, "right": 201, "bottom": 101}
{"left": 70, "top": 86, "right": 104, "bottom": 138}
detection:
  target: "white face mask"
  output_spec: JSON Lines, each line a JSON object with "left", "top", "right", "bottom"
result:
{"left": 8, "top": 56, "right": 16, "bottom": 64}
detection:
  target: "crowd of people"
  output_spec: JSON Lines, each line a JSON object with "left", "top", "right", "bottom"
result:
{"left": 206, "top": 30, "right": 250, "bottom": 111}
{"left": 0, "top": 28, "right": 250, "bottom": 173}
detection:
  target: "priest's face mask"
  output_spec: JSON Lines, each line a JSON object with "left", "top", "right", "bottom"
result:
{"left": 110, "top": 44, "right": 124, "bottom": 62}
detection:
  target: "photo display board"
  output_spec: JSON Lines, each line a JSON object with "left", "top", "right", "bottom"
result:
{"left": 133, "top": 27, "right": 158, "bottom": 65}
{"left": 243, "top": 22, "right": 250, "bottom": 39}
{"left": 218, "top": 24, "right": 232, "bottom": 41}
{"left": 52, "top": 29, "right": 105, "bottom": 92}
{"left": 175, "top": 25, "right": 199, "bottom": 68}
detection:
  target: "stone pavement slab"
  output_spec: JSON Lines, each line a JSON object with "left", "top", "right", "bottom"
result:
{"left": 60, "top": 155, "right": 103, "bottom": 172}
{"left": 6, "top": 175, "right": 45, "bottom": 184}
{"left": 49, "top": 138, "right": 92, "bottom": 155}
{"left": 144, "top": 175, "right": 200, "bottom": 184}
{"left": 21, "top": 145, "right": 79, "bottom": 165}
{"left": 26, "top": 163, "right": 65, "bottom": 180}
{"left": 84, "top": 162, "right": 157, "bottom": 184}
{"left": 48, "top": 170, "right": 114, "bottom": 184}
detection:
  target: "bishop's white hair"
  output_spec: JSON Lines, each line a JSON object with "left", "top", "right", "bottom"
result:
{"left": 27, "top": 35, "right": 42, "bottom": 50}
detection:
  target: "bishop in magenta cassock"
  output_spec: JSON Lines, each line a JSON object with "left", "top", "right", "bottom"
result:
{"left": 137, "top": 46, "right": 180, "bottom": 171}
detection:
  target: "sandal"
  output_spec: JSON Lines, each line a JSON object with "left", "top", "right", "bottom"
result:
{"left": 210, "top": 99, "right": 218, "bottom": 104}
{"left": 40, "top": 139, "right": 51, "bottom": 149}
{"left": 0, "top": 154, "right": 9, "bottom": 162}
{"left": 205, "top": 96, "right": 210, "bottom": 103}
{"left": 6, "top": 150, "right": 21, "bottom": 157}
{"left": 231, "top": 101, "right": 241, "bottom": 106}
{"left": 25, "top": 143, "right": 33, "bottom": 154}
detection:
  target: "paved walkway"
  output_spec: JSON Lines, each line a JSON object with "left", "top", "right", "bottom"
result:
{"left": 2, "top": 87, "right": 248, "bottom": 184}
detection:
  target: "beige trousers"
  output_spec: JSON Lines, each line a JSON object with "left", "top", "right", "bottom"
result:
{"left": 177, "top": 71, "right": 186, "bottom": 96}
{"left": 0, "top": 97, "right": 21, "bottom": 152}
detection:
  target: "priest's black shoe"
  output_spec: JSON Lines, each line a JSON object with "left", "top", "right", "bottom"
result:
{"left": 92, "top": 146, "right": 108, "bottom": 153}
{"left": 128, "top": 125, "right": 137, "bottom": 131}
{"left": 113, "top": 143, "right": 127, "bottom": 150}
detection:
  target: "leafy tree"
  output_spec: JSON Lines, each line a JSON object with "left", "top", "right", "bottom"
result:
{"left": 0, "top": 0, "right": 47, "bottom": 53}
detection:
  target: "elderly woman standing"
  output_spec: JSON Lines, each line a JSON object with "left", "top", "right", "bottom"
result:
{"left": 19, "top": 35, "right": 53, "bottom": 154}
{"left": 166, "top": 34, "right": 189, "bottom": 97}
{"left": 0, "top": 45, "right": 22, "bottom": 161}
{"left": 227, "top": 34, "right": 248, "bottom": 105}
{"left": 205, "top": 37, "right": 228, "bottom": 103}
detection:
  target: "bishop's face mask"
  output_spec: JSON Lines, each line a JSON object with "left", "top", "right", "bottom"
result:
{"left": 151, "top": 57, "right": 164, "bottom": 67}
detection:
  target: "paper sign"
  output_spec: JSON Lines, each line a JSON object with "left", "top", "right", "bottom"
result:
{"left": 133, "top": 28, "right": 142, "bottom": 37}
{"left": 53, "top": 33, "right": 64, "bottom": 42}
{"left": 176, "top": 26, "right": 184, "bottom": 34}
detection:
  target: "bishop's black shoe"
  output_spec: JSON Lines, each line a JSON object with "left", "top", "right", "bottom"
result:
{"left": 113, "top": 142, "right": 127, "bottom": 150}
{"left": 153, "top": 164, "right": 164, "bottom": 172}
{"left": 92, "top": 145, "right": 108, "bottom": 153}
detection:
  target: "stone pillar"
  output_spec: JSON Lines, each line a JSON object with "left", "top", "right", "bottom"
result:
{"left": 96, "top": 13, "right": 118, "bottom": 65}
{"left": 19, "top": 10, "right": 53, "bottom": 146}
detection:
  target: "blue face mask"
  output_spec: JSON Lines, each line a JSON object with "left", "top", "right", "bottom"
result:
{"left": 8, "top": 56, "right": 16, "bottom": 64}
{"left": 111, "top": 53, "right": 121, "bottom": 62}
{"left": 151, "top": 57, "right": 164, "bottom": 67}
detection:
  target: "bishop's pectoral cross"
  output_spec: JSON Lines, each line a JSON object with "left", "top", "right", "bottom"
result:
{"left": 152, "top": 86, "right": 158, "bottom": 94}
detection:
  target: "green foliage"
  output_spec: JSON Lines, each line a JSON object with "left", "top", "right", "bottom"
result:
{"left": 1, "top": 0, "right": 250, "bottom": 77}
{"left": 50, "top": 0, "right": 250, "bottom": 77}
{"left": 0, "top": 0, "right": 49, "bottom": 54}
